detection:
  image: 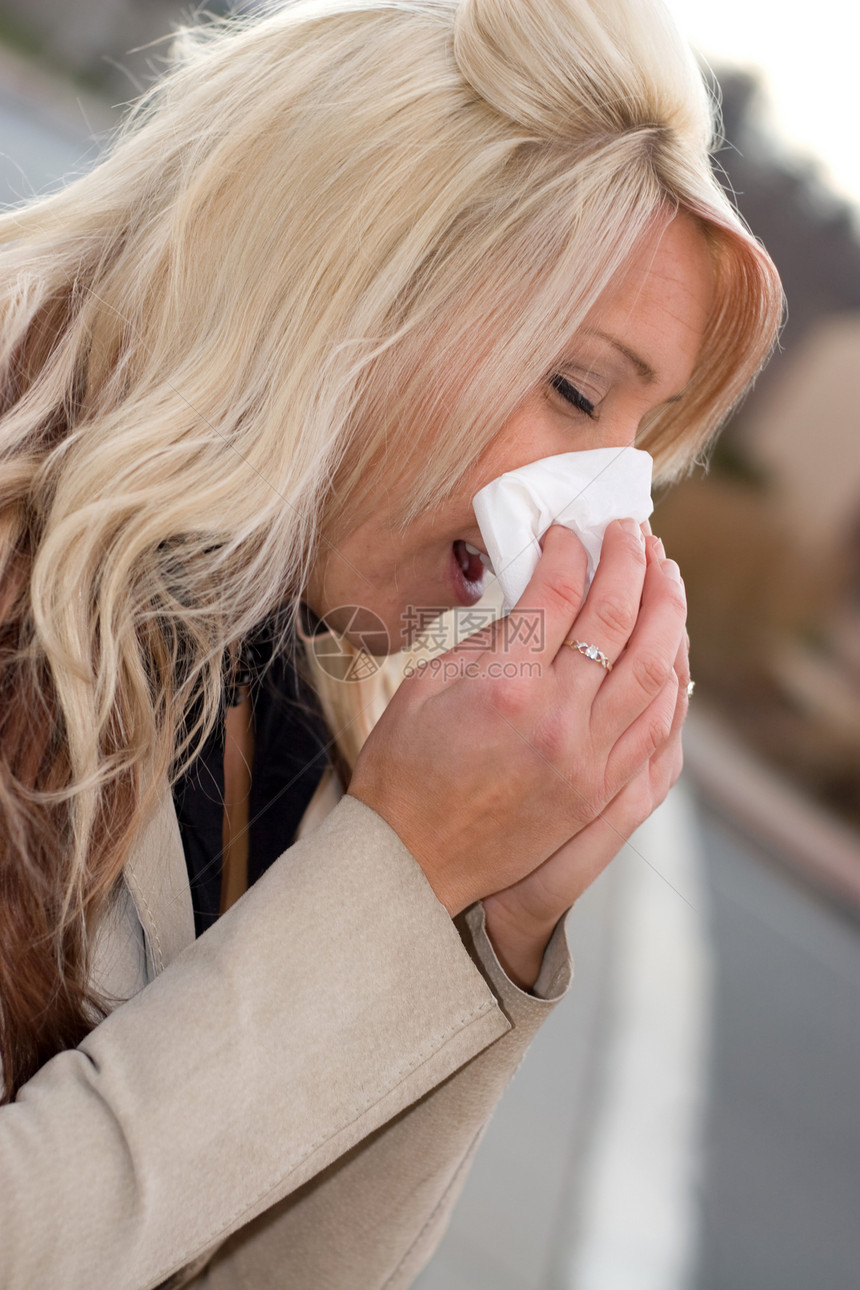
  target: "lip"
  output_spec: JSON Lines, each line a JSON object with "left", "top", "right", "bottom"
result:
{"left": 450, "top": 542, "right": 486, "bottom": 606}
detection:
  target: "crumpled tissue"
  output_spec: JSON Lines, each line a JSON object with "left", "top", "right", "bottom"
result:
{"left": 473, "top": 447, "right": 653, "bottom": 613}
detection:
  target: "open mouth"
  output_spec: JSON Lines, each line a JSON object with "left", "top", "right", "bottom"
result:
{"left": 453, "top": 539, "right": 491, "bottom": 583}
{"left": 450, "top": 539, "right": 487, "bottom": 607}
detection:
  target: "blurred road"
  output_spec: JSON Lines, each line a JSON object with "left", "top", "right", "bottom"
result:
{"left": 3, "top": 48, "right": 859, "bottom": 1290}
{"left": 695, "top": 806, "right": 860, "bottom": 1290}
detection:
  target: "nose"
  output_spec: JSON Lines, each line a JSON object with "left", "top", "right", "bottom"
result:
{"left": 565, "top": 428, "right": 638, "bottom": 454}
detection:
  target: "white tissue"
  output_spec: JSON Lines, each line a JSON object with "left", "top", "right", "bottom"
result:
{"left": 473, "top": 447, "right": 653, "bottom": 613}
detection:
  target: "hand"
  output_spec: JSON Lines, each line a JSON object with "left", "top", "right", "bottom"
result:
{"left": 483, "top": 538, "right": 690, "bottom": 987}
{"left": 348, "top": 523, "right": 688, "bottom": 924}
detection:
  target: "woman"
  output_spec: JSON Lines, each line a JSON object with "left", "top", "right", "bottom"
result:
{"left": 0, "top": 0, "right": 780, "bottom": 1285}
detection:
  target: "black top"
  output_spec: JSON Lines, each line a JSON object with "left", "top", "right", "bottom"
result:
{"left": 173, "top": 623, "right": 331, "bottom": 937}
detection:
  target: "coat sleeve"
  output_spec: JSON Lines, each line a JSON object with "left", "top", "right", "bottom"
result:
{"left": 182, "top": 905, "right": 571, "bottom": 1290}
{"left": 0, "top": 797, "right": 569, "bottom": 1290}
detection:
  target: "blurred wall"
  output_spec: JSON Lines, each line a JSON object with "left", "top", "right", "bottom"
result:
{"left": 0, "top": 0, "right": 237, "bottom": 94}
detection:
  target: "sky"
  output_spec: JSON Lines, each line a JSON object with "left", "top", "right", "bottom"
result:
{"left": 664, "top": 0, "right": 859, "bottom": 211}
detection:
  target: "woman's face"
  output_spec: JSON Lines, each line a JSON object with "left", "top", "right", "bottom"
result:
{"left": 304, "top": 213, "right": 714, "bottom": 652}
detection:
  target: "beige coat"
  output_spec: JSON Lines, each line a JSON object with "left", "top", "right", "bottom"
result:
{"left": 0, "top": 781, "right": 571, "bottom": 1290}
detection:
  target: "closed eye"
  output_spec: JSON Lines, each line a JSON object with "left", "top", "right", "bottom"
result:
{"left": 550, "top": 374, "right": 597, "bottom": 419}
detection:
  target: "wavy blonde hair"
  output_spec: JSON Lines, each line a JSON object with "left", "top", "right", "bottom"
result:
{"left": 0, "top": 0, "right": 781, "bottom": 1095}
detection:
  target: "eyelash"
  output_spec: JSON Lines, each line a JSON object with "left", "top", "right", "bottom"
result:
{"left": 550, "top": 374, "right": 597, "bottom": 420}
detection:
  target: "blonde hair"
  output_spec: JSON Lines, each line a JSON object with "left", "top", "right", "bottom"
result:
{"left": 0, "top": 0, "right": 781, "bottom": 1094}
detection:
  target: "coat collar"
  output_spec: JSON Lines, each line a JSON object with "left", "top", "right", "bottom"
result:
{"left": 123, "top": 789, "right": 196, "bottom": 979}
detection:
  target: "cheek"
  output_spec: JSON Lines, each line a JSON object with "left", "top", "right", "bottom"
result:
{"left": 465, "top": 396, "right": 568, "bottom": 490}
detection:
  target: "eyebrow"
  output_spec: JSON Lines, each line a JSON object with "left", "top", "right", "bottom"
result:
{"left": 588, "top": 329, "right": 658, "bottom": 384}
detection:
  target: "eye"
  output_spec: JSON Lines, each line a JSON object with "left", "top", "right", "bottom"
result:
{"left": 550, "top": 374, "right": 597, "bottom": 420}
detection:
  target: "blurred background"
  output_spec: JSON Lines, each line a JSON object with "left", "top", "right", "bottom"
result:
{"left": 1, "top": 3, "right": 857, "bottom": 1288}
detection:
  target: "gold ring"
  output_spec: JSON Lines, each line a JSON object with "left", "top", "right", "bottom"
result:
{"left": 563, "top": 639, "right": 613, "bottom": 672}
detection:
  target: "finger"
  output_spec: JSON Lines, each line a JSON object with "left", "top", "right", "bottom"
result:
{"left": 556, "top": 518, "right": 647, "bottom": 683}
{"left": 503, "top": 524, "right": 589, "bottom": 662}
{"left": 677, "top": 630, "right": 691, "bottom": 685}
{"left": 592, "top": 535, "right": 687, "bottom": 730}
{"left": 592, "top": 721, "right": 684, "bottom": 866}
{"left": 513, "top": 736, "right": 683, "bottom": 916}
{"left": 672, "top": 632, "right": 691, "bottom": 731}
{"left": 604, "top": 661, "right": 680, "bottom": 793}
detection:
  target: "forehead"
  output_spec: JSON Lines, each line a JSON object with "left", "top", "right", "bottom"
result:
{"left": 581, "top": 213, "right": 715, "bottom": 395}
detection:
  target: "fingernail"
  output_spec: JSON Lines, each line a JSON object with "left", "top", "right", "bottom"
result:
{"left": 618, "top": 517, "right": 643, "bottom": 541}
{"left": 654, "top": 537, "right": 666, "bottom": 559}
{"left": 663, "top": 558, "right": 683, "bottom": 583}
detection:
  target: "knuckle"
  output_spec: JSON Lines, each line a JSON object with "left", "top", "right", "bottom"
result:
{"left": 533, "top": 707, "right": 567, "bottom": 761}
{"left": 633, "top": 649, "right": 672, "bottom": 696}
{"left": 663, "top": 581, "right": 688, "bottom": 616}
{"left": 591, "top": 593, "right": 634, "bottom": 641}
{"left": 543, "top": 571, "right": 584, "bottom": 618}
{"left": 646, "top": 708, "right": 674, "bottom": 755}
{"left": 487, "top": 674, "right": 530, "bottom": 721}
{"left": 569, "top": 781, "right": 603, "bottom": 827}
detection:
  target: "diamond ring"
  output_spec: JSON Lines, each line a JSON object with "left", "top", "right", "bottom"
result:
{"left": 563, "top": 639, "right": 613, "bottom": 672}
